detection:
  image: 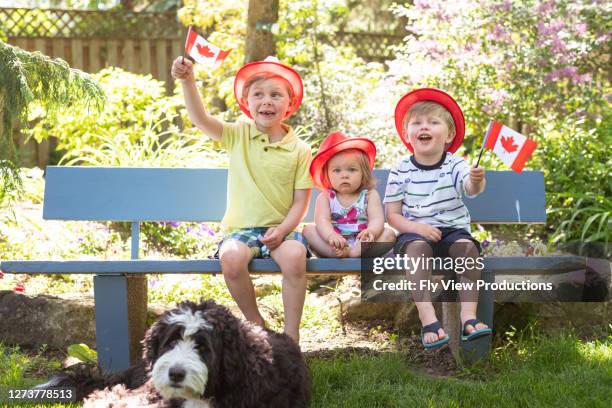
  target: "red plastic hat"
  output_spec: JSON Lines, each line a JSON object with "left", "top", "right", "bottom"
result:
{"left": 394, "top": 88, "right": 465, "bottom": 153}
{"left": 234, "top": 56, "right": 303, "bottom": 119}
{"left": 310, "top": 131, "right": 376, "bottom": 189}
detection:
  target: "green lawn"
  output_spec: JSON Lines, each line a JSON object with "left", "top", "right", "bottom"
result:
{"left": 1, "top": 331, "right": 610, "bottom": 407}
{"left": 309, "top": 332, "right": 612, "bottom": 407}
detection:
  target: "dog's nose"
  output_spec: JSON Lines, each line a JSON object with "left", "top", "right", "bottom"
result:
{"left": 168, "top": 366, "right": 186, "bottom": 383}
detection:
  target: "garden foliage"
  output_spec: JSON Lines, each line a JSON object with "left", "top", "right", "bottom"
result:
{"left": 386, "top": 0, "right": 610, "bottom": 243}
{"left": 4, "top": 0, "right": 610, "bottom": 250}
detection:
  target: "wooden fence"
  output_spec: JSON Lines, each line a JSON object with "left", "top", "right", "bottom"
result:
{"left": 8, "top": 36, "right": 183, "bottom": 89}
{"left": 2, "top": 8, "right": 184, "bottom": 93}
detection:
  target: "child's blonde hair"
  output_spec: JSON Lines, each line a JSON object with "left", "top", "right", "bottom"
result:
{"left": 242, "top": 73, "right": 295, "bottom": 103}
{"left": 321, "top": 149, "right": 376, "bottom": 191}
{"left": 402, "top": 101, "right": 456, "bottom": 138}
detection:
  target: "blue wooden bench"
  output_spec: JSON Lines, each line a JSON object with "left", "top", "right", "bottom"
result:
{"left": 2, "top": 166, "right": 583, "bottom": 372}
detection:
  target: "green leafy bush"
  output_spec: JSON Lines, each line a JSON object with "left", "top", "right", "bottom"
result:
{"left": 140, "top": 221, "right": 220, "bottom": 258}
{"left": 541, "top": 113, "right": 611, "bottom": 244}
{"left": 27, "top": 67, "right": 204, "bottom": 162}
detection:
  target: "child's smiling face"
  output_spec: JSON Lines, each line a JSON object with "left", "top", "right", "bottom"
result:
{"left": 327, "top": 151, "right": 364, "bottom": 195}
{"left": 246, "top": 77, "right": 292, "bottom": 128}
{"left": 405, "top": 111, "right": 455, "bottom": 164}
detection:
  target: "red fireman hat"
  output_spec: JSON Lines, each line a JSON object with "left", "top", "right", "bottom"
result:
{"left": 234, "top": 56, "right": 303, "bottom": 120}
{"left": 394, "top": 88, "right": 465, "bottom": 153}
{"left": 310, "top": 131, "right": 376, "bottom": 189}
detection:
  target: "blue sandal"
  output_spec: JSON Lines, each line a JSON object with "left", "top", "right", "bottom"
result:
{"left": 461, "top": 319, "right": 492, "bottom": 342}
{"left": 421, "top": 321, "right": 449, "bottom": 350}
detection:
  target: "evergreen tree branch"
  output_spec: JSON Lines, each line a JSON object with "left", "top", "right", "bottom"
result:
{"left": 0, "top": 41, "right": 106, "bottom": 203}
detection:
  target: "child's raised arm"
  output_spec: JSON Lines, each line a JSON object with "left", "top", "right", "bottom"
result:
{"left": 171, "top": 57, "right": 223, "bottom": 141}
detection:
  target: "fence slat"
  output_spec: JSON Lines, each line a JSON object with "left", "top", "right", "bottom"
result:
{"left": 155, "top": 40, "right": 168, "bottom": 85}
{"left": 53, "top": 38, "right": 67, "bottom": 61}
{"left": 107, "top": 40, "right": 119, "bottom": 68}
{"left": 89, "top": 39, "right": 103, "bottom": 73}
{"left": 140, "top": 40, "right": 151, "bottom": 75}
{"left": 33, "top": 38, "right": 46, "bottom": 56}
{"left": 71, "top": 38, "right": 83, "bottom": 69}
{"left": 123, "top": 39, "right": 135, "bottom": 72}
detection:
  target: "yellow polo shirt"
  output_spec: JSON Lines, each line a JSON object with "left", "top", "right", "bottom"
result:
{"left": 219, "top": 121, "right": 313, "bottom": 232}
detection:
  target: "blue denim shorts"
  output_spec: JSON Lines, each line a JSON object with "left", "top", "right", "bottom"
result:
{"left": 216, "top": 227, "right": 310, "bottom": 258}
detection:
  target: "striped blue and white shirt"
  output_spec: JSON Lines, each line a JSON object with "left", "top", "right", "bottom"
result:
{"left": 383, "top": 153, "right": 477, "bottom": 232}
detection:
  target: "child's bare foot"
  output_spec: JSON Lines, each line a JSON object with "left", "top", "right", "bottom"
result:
{"left": 334, "top": 246, "right": 349, "bottom": 257}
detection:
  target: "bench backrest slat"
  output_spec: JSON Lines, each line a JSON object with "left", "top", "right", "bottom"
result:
{"left": 43, "top": 166, "right": 545, "bottom": 223}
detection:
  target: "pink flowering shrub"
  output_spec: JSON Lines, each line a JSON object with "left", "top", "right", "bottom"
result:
{"left": 389, "top": 0, "right": 608, "bottom": 154}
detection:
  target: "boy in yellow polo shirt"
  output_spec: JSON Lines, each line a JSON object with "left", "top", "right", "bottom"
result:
{"left": 171, "top": 56, "right": 311, "bottom": 344}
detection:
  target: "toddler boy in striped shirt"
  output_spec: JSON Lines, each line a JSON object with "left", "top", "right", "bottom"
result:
{"left": 384, "top": 88, "right": 492, "bottom": 349}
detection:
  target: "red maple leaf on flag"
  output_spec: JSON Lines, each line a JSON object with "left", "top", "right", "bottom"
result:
{"left": 501, "top": 135, "right": 519, "bottom": 153}
{"left": 196, "top": 43, "right": 215, "bottom": 58}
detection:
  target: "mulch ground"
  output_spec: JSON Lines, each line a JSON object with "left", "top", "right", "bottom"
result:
{"left": 301, "top": 319, "right": 459, "bottom": 377}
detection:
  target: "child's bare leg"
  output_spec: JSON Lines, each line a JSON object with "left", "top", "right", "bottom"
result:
{"left": 403, "top": 240, "right": 447, "bottom": 344}
{"left": 449, "top": 239, "right": 489, "bottom": 333}
{"left": 378, "top": 227, "right": 397, "bottom": 243}
{"left": 219, "top": 240, "right": 264, "bottom": 326}
{"left": 348, "top": 242, "right": 361, "bottom": 257}
{"left": 302, "top": 224, "right": 344, "bottom": 258}
{"left": 270, "top": 240, "right": 307, "bottom": 344}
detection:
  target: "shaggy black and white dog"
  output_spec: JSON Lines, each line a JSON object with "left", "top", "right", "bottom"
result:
{"left": 38, "top": 300, "right": 311, "bottom": 407}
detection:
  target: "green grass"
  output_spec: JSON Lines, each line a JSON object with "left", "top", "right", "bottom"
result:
{"left": 2, "top": 331, "right": 610, "bottom": 407}
{"left": 309, "top": 332, "right": 611, "bottom": 407}
{"left": 0, "top": 343, "right": 80, "bottom": 407}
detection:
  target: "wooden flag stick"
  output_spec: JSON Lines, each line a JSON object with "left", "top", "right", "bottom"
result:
{"left": 182, "top": 25, "right": 192, "bottom": 64}
{"left": 475, "top": 144, "right": 485, "bottom": 168}
{"left": 476, "top": 121, "right": 493, "bottom": 168}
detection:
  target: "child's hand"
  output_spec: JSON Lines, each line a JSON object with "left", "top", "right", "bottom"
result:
{"left": 327, "top": 233, "right": 347, "bottom": 250}
{"left": 171, "top": 57, "right": 195, "bottom": 81}
{"left": 470, "top": 165, "right": 485, "bottom": 184}
{"left": 416, "top": 224, "right": 442, "bottom": 242}
{"left": 357, "top": 229, "right": 375, "bottom": 243}
{"left": 261, "top": 227, "right": 284, "bottom": 251}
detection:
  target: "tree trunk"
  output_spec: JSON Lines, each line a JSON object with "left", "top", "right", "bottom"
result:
{"left": 245, "top": 0, "right": 279, "bottom": 63}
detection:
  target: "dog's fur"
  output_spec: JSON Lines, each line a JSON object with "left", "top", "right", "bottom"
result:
{"left": 37, "top": 300, "right": 311, "bottom": 407}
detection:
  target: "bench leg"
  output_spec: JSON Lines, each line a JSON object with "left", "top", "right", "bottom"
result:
{"left": 93, "top": 275, "right": 131, "bottom": 373}
{"left": 460, "top": 269, "right": 494, "bottom": 363}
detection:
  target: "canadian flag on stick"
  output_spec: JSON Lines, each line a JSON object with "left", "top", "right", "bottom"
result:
{"left": 483, "top": 121, "right": 537, "bottom": 173}
{"left": 184, "top": 26, "right": 231, "bottom": 68}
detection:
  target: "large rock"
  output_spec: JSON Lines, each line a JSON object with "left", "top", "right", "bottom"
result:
{"left": 0, "top": 291, "right": 166, "bottom": 351}
{"left": 0, "top": 290, "right": 96, "bottom": 350}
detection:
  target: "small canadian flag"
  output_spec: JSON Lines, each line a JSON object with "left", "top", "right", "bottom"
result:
{"left": 484, "top": 121, "right": 537, "bottom": 173}
{"left": 184, "top": 26, "right": 231, "bottom": 68}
